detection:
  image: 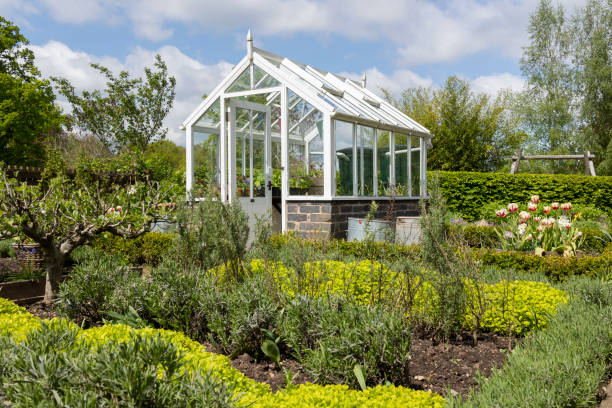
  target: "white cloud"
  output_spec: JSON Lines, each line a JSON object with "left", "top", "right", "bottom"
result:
{"left": 340, "top": 67, "right": 433, "bottom": 97}
{"left": 30, "top": 41, "right": 233, "bottom": 145}
{"left": 22, "top": 0, "right": 585, "bottom": 66}
{"left": 472, "top": 73, "right": 525, "bottom": 96}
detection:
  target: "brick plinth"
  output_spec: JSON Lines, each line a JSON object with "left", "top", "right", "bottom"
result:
{"left": 286, "top": 198, "right": 421, "bottom": 239}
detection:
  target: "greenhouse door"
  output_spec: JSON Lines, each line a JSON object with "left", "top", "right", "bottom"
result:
{"left": 228, "top": 99, "right": 272, "bottom": 233}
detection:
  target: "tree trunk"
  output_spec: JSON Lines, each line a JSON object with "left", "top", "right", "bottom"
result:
{"left": 43, "top": 249, "right": 64, "bottom": 305}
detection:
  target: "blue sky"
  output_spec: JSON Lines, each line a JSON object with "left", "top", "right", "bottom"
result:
{"left": 1, "top": 0, "right": 586, "bottom": 144}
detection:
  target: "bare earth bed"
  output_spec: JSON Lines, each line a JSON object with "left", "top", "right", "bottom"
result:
{"left": 207, "top": 332, "right": 511, "bottom": 396}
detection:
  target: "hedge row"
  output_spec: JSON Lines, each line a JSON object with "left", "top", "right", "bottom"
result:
{"left": 475, "top": 250, "right": 612, "bottom": 281}
{"left": 0, "top": 298, "right": 444, "bottom": 408}
{"left": 433, "top": 171, "right": 612, "bottom": 221}
{"left": 268, "top": 234, "right": 420, "bottom": 263}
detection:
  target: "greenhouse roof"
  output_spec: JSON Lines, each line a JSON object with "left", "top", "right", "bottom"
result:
{"left": 183, "top": 43, "right": 432, "bottom": 139}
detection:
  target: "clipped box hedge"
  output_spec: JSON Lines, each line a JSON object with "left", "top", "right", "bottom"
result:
{"left": 434, "top": 171, "right": 612, "bottom": 221}
{"left": 475, "top": 250, "right": 612, "bottom": 281}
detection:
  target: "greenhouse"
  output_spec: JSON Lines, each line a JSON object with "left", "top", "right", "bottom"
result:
{"left": 183, "top": 31, "right": 433, "bottom": 237}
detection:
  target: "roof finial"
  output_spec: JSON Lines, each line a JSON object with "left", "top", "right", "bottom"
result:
{"left": 361, "top": 72, "right": 367, "bottom": 88}
{"left": 247, "top": 29, "right": 253, "bottom": 61}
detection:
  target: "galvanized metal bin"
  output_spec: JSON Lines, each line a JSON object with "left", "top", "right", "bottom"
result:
{"left": 347, "top": 217, "right": 395, "bottom": 242}
{"left": 395, "top": 216, "right": 421, "bottom": 245}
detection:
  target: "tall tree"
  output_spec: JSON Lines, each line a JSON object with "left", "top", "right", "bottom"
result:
{"left": 572, "top": 0, "right": 612, "bottom": 175}
{"left": 520, "top": 0, "right": 576, "bottom": 155}
{"left": 0, "top": 17, "right": 64, "bottom": 166}
{"left": 388, "top": 77, "right": 523, "bottom": 172}
{"left": 54, "top": 55, "right": 176, "bottom": 153}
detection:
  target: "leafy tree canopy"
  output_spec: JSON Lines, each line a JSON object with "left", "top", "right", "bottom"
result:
{"left": 54, "top": 55, "right": 176, "bottom": 153}
{"left": 0, "top": 16, "right": 64, "bottom": 167}
{"left": 387, "top": 76, "right": 524, "bottom": 172}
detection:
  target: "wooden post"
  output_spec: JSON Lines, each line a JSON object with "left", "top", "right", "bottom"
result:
{"left": 584, "top": 151, "right": 590, "bottom": 175}
{"left": 510, "top": 148, "right": 522, "bottom": 174}
{"left": 586, "top": 151, "right": 597, "bottom": 176}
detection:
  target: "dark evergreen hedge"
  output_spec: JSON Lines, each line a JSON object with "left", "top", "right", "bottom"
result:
{"left": 433, "top": 171, "right": 612, "bottom": 221}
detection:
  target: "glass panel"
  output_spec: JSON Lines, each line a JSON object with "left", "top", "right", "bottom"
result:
{"left": 288, "top": 89, "right": 324, "bottom": 195}
{"left": 357, "top": 125, "right": 374, "bottom": 196}
{"left": 395, "top": 133, "right": 409, "bottom": 196}
{"left": 335, "top": 120, "right": 354, "bottom": 196}
{"left": 253, "top": 64, "right": 280, "bottom": 89}
{"left": 376, "top": 130, "right": 392, "bottom": 196}
{"left": 227, "top": 68, "right": 251, "bottom": 93}
{"left": 252, "top": 110, "right": 266, "bottom": 197}
{"left": 235, "top": 108, "right": 267, "bottom": 198}
{"left": 194, "top": 98, "right": 220, "bottom": 129}
{"left": 193, "top": 131, "right": 220, "bottom": 198}
{"left": 193, "top": 98, "right": 221, "bottom": 198}
{"left": 411, "top": 136, "right": 421, "bottom": 196}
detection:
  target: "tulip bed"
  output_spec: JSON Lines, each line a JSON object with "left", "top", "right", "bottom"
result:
{"left": 0, "top": 298, "right": 444, "bottom": 408}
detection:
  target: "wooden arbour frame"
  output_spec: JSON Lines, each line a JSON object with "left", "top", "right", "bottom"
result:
{"left": 510, "top": 148, "right": 597, "bottom": 176}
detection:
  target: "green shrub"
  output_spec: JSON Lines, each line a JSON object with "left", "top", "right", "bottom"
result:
{"left": 434, "top": 171, "right": 612, "bottom": 221}
{"left": 0, "top": 239, "right": 16, "bottom": 258}
{"left": 170, "top": 200, "right": 249, "bottom": 277}
{"left": 0, "top": 321, "right": 235, "bottom": 407}
{"left": 280, "top": 296, "right": 411, "bottom": 389}
{"left": 448, "top": 224, "right": 498, "bottom": 248}
{"left": 56, "top": 252, "right": 136, "bottom": 325}
{"left": 449, "top": 278, "right": 612, "bottom": 408}
{"left": 90, "top": 231, "right": 173, "bottom": 266}
{"left": 463, "top": 280, "right": 568, "bottom": 336}
{"left": 476, "top": 250, "right": 612, "bottom": 280}
{"left": 204, "top": 275, "right": 280, "bottom": 358}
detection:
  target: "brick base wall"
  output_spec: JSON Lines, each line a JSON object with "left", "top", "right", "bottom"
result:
{"left": 286, "top": 198, "right": 421, "bottom": 239}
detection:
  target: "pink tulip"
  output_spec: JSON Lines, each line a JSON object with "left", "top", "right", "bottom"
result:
{"left": 531, "top": 195, "right": 540, "bottom": 204}
{"left": 507, "top": 203, "right": 518, "bottom": 213}
{"left": 496, "top": 209, "right": 507, "bottom": 217}
{"left": 543, "top": 206, "right": 551, "bottom": 214}
{"left": 560, "top": 202, "right": 572, "bottom": 211}
{"left": 551, "top": 202, "right": 560, "bottom": 210}
{"left": 528, "top": 202, "right": 537, "bottom": 212}
{"left": 116, "top": 206, "right": 122, "bottom": 212}
{"left": 565, "top": 223, "right": 572, "bottom": 229}
{"left": 537, "top": 225, "right": 543, "bottom": 232}
{"left": 505, "top": 231, "right": 513, "bottom": 238}
{"left": 526, "top": 234, "right": 533, "bottom": 241}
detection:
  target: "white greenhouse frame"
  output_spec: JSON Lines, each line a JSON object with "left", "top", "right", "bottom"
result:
{"left": 183, "top": 31, "right": 433, "bottom": 233}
